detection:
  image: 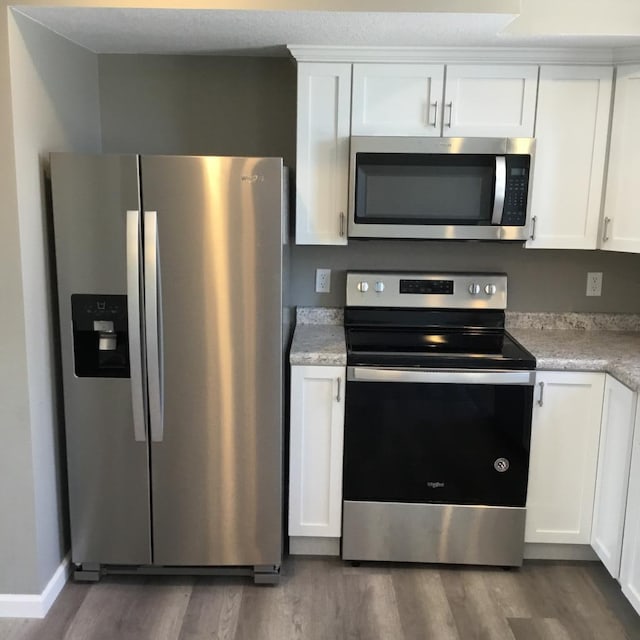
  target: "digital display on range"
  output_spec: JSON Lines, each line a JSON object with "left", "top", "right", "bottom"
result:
{"left": 399, "top": 279, "right": 454, "bottom": 295}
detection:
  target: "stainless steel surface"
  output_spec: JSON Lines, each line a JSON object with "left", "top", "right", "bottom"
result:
{"left": 348, "top": 366, "right": 536, "bottom": 386}
{"left": 98, "top": 333, "right": 117, "bottom": 351}
{"left": 126, "top": 209, "right": 146, "bottom": 444}
{"left": 50, "top": 153, "right": 152, "bottom": 565}
{"left": 346, "top": 271, "right": 508, "bottom": 309}
{"left": 603, "top": 216, "right": 611, "bottom": 242}
{"left": 51, "top": 152, "right": 284, "bottom": 573}
{"left": 141, "top": 155, "right": 283, "bottom": 567}
{"left": 348, "top": 137, "right": 535, "bottom": 241}
{"left": 342, "top": 501, "right": 526, "bottom": 567}
{"left": 530, "top": 214, "right": 537, "bottom": 240}
{"left": 491, "top": 156, "right": 506, "bottom": 225}
{"left": 445, "top": 101, "right": 453, "bottom": 127}
{"left": 537, "top": 380, "right": 545, "bottom": 407}
{"left": 144, "top": 210, "right": 164, "bottom": 443}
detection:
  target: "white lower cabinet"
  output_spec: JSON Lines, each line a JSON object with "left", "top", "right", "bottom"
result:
{"left": 591, "top": 375, "right": 637, "bottom": 578}
{"left": 620, "top": 399, "right": 640, "bottom": 614}
{"left": 525, "top": 371, "right": 604, "bottom": 544}
{"left": 288, "top": 365, "right": 346, "bottom": 542}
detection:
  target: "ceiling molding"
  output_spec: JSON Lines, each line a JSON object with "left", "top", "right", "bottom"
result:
{"left": 287, "top": 45, "right": 618, "bottom": 65}
{"left": 614, "top": 47, "right": 640, "bottom": 65}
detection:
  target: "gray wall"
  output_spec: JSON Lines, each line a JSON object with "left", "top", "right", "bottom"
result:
{"left": 99, "top": 54, "right": 296, "bottom": 167}
{"left": 98, "top": 53, "right": 640, "bottom": 313}
{"left": 4, "top": 12, "right": 101, "bottom": 594}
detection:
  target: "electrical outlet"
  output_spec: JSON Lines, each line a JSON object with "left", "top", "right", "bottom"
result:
{"left": 315, "top": 268, "right": 331, "bottom": 293}
{"left": 586, "top": 272, "right": 603, "bottom": 297}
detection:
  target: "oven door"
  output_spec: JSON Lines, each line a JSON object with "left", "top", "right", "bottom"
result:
{"left": 343, "top": 367, "right": 535, "bottom": 507}
{"left": 342, "top": 366, "right": 535, "bottom": 566}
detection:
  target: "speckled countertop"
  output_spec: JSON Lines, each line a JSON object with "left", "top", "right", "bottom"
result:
{"left": 289, "top": 308, "right": 346, "bottom": 366}
{"left": 290, "top": 309, "right": 640, "bottom": 390}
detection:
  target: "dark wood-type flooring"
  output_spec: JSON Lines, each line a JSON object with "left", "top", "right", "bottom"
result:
{"left": 2, "top": 557, "right": 640, "bottom": 640}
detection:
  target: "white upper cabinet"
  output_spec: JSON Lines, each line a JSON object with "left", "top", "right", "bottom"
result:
{"left": 591, "top": 375, "right": 637, "bottom": 579}
{"left": 601, "top": 64, "right": 640, "bottom": 253}
{"left": 527, "top": 66, "right": 613, "bottom": 250}
{"left": 351, "top": 64, "right": 445, "bottom": 136}
{"left": 443, "top": 65, "right": 538, "bottom": 138}
{"left": 525, "top": 371, "right": 604, "bottom": 545}
{"left": 351, "top": 63, "right": 537, "bottom": 138}
{"left": 295, "top": 62, "right": 351, "bottom": 245}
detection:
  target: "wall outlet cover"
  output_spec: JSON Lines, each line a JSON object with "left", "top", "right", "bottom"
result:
{"left": 586, "top": 272, "right": 603, "bottom": 297}
{"left": 315, "top": 268, "right": 331, "bottom": 293}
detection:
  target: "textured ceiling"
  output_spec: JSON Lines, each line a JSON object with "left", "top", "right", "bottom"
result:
{"left": 17, "top": 5, "right": 640, "bottom": 55}
{"left": 14, "top": 6, "right": 640, "bottom": 55}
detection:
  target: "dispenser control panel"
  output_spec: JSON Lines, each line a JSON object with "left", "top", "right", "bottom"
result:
{"left": 71, "top": 294, "right": 130, "bottom": 378}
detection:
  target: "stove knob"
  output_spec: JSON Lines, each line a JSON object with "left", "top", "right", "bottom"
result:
{"left": 485, "top": 283, "right": 497, "bottom": 295}
{"left": 375, "top": 281, "right": 385, "bottom": 293}
{"left": 468, "top": 283, "right": 481, "bottom": 295}
{"left": 357, "top": 281, "right": 369, "bottom": 293}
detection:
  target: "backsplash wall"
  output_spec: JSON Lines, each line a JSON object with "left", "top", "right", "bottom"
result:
{"left": 291, "top": 242, "right": 640, "bottom": 312}
{"left": 98, "top": 54, "right": 640, "bottom": 314}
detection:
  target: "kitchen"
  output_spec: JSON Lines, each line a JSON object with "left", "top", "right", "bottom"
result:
{"left": 2, "top": 1, "right": 640, "bottom": 637}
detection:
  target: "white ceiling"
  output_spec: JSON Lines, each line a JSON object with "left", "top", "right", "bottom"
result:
{"left": 14, "top": 6, "right": 640, "bottom": 56}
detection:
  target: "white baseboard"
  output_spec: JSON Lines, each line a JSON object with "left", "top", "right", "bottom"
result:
{"left": 0, "top": 555, "right": 70, "bottom": 619}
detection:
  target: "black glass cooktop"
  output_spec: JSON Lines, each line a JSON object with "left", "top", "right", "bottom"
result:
{"left": 345, "top": 308, "right": 536, "bottom": 370}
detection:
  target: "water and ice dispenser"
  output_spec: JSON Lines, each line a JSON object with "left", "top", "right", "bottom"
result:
{"left": 71, "top": 294, "right": 130, "bottom": 378}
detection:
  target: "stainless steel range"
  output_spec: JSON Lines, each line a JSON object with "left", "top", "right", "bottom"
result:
{"left": 342, "top": 272, "right": 536, "bottom": 567}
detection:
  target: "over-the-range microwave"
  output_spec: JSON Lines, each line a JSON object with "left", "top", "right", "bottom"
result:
{"left": 348, "top": 137, "right": 535, "bottom": 241}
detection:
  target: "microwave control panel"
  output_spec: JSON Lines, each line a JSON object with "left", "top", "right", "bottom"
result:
{"left": 502, "top": 157, "right": 530, "bottom": 226}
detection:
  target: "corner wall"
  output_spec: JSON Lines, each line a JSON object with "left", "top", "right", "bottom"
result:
{"left": 3, "top": 10, "right": 100, "bottom": 596}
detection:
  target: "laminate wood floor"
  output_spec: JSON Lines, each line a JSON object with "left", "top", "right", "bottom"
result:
{"left": 2, "top": 558, "right": 639, "bottom": 640}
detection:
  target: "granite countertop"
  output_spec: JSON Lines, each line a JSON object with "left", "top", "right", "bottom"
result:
{"left": 290, "top": 308, "right": 346, "bottom": 366}
{"left": 290, "top": 309, "right": 640, "bottom": 391}
{"left": 510, "top": 328, "right": 640, "bottom": 392}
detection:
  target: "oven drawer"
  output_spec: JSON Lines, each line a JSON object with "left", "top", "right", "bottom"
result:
{"left": 343, "top": 367, "right": 534, "bottom": 508}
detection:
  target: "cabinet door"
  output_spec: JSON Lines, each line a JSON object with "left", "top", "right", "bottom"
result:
{"left": 525, "top": 371, "right": 604, "bottom": 544}
{"left": 288, "top": 365, "right": 345, "bottom": 537}
{"left": 351, "top": 63, "right": 445, "bottom": 136}
{"left": 444, "top": 65, "right": 538, "bottom": 138}
{"left": 592, "top": 375, "right": 637, "bottom": 578}
{"left": 602, "top": 64, "right": 640, "bottom": 253}
{"left": 621, "top": 406, "right": 640, "bottom": 615}
{"left": 527, "top": 66, "right": 613, "bottom": 250}
{"left": 295, "top": 63, "right": 351, "bottom": 245}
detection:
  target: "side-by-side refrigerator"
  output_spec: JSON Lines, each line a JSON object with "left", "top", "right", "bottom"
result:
{"left": 50, "top": 154, "right": 285, "bottom": 583}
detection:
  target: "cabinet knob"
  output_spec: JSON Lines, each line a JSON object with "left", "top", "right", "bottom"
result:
{"left": 603, "top": 216, "right": 611, "bottom": 243}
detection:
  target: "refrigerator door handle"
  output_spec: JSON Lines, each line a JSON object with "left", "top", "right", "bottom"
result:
{"left": 126, "top": 210, "right": 147, "bottom": 442}
{"left": 144, "top": 210, "right": 165, "bottom": 442}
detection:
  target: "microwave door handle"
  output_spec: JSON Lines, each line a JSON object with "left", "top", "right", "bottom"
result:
{"left": 491, "top": 156, "right": 506, "bottom": 225}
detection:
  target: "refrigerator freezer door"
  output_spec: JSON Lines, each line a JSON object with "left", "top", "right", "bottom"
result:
{"left": 50, "top": 153, "right": 152, "bottom": 565}
{"left": 141, "top": 156, "right": 283, "bottom": 567}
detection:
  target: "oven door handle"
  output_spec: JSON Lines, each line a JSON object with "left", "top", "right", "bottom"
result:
{"left": 348, "top": 367, "right": 535, "bottom": 386}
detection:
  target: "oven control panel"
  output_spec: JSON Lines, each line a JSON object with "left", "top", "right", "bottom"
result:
{"left": 346, "top": 272, "right": 507, "bottom": 309}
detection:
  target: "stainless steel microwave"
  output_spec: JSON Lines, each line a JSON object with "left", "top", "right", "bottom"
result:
{"left": 348, "top": 137, "right": 535, "bottom": 241}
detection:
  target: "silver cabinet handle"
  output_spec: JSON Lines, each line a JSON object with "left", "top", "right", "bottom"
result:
{"left": 144, "top": 211, "right": 165, "bottom": 443}
{"left": 126, "top": 210, "right": 147, "bottom": 443}
{"left": 603, "top": 216, "right": 611, "bottom": 242}
{"left": 491, "top": 156, "right": 506, "bottom": 225}
{"left": 339, "top": 211, "right": 345, "bottom": 237}
{"left": 429, "top": 101, "right": 438, "bottom": 127}
{"left": 537, "top": 381, "right": 545, "bottom": 407}
{"left": 530, "top": 215, "right": 537, "bottom": 241}
{"left": 445, "top": 102, "right": 453, "bottom": 128}
{"left": 336, "top": 377, "right": 342, "bottom": 403}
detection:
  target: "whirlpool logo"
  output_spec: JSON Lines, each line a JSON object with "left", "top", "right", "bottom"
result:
{"left": 427, "top": 481, "right": 445, "bottom": 489}
{"left": 241, "top": 174, "right": 264, "bottom": 183}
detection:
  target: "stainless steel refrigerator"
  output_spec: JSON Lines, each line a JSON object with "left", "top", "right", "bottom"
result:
{"left": 50, "top": 154, "right": 286, "bottom": 583}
